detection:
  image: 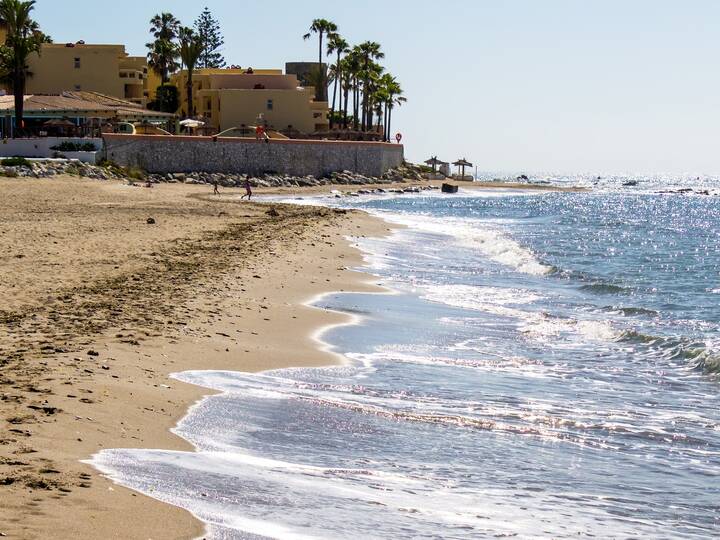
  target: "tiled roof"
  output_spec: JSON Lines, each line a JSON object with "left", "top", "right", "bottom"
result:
{"left": 0, "top": 93, "right": 175, "bottom": 118}
{"left": 60, "top": 91, "right": 143, "bottom": 109}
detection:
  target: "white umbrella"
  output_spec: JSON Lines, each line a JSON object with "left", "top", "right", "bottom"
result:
{"left": 179, "top": 119, "right": 205, "bottom": 128}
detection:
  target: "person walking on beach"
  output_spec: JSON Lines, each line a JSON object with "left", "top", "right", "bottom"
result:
{"left": 212, "top": 179, "right": 219, "bottom": 195}
{"left": 241, "top": 178, "right": 252, "bottom": 200}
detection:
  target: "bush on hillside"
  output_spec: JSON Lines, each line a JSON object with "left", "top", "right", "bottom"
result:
{"left": 1, "top": 157, "right": 30, "bottom": 167}
{"left": 50, "top": 142, "right": 97, "bottom": 152}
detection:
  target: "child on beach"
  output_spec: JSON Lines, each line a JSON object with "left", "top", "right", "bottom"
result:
{"left": 241, "top": 178, "right": 252, "bottom": 200}
{"left": 212, "top": 179, "right": 219, "bottom": 195}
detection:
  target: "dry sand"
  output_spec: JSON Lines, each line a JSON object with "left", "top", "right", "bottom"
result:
{"left": 0, "top": 176, "right": 391, "bottom": 539}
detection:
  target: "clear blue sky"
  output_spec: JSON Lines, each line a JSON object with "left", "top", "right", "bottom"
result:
{"left": 33, "top": 1, "right": 720, "bottom": 174}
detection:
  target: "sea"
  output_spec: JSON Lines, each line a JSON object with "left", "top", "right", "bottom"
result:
{"left": 92, "top": 173, "right": 720, "bottom": 539}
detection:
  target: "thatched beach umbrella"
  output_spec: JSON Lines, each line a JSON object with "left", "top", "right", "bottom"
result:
{"left": 453, "top": 158, "right": 473, "bottom": 179}
{"left": 424, "top": 156, "right": 442, "bottom": 173}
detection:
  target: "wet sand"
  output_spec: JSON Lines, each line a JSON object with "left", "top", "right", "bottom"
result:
{"left": 0, "top": 176, "right": 390, "bottom": 539}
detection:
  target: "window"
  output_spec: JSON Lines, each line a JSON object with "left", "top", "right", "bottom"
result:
{"left": 74, "top": 57, "right": 80, "bottom": 69}
{"left": 266, "top": 99, "right": 273, "bottom": 111}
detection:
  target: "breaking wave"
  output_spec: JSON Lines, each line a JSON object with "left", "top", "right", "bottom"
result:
{"left": 375, "top": 212, "right": 554, "bottom": 276}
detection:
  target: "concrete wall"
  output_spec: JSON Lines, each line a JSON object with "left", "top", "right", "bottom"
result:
{"left": 0, "top": 137, "right": 102, "bottom": 159}
{"left": 103, "top": 134, "right": 404, "bottom": 177}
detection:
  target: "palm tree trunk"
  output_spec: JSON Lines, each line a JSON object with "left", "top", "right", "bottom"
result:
{"left": 353, "top": 81, "right": 359, "bottom": 130}
{"left": 330, "top": 52, "right": 340, "bottom": 129}
{"left": 384, "top": 102, "right": 389, "bottom": 141}
{"left": 387, "top": 107, "right": 393, "bottom": 142}
{"left": 318, "top": 33, "right": 325, "bottom": 102}
{"left": 343, "top": 85, "right": 350, "bottom": 129}
{"left": 13, "top": 70, "right": 24, "bottom": 137}
{"left": 186, "top": 75, "right": 193, "bottom": 118}
{"left": 367, "top": 99, "right": 373, "bottom": 133}
{"left": 361, "top": 77, "right": 367, "bottom": 131}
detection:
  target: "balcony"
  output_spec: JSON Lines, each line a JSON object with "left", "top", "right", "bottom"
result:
{"left": 119, "top": 69, "right": 144, "bottom": 84}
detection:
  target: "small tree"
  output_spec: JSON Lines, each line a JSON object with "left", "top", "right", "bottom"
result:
{"left": 151, "top": 84, "right": 179, "bottom": 113}
{"left": 194, "top": 7, "right": 225, "bottom": 69}
{"left": 179, "top": 28, "right": 204, "bottom": 116}
{"left": 0, "top": 0, "right": 46, "bottom": 134}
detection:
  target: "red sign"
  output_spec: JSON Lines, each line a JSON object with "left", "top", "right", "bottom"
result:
{"left": 395, "top": 133, "right": 402, "bottom": 143}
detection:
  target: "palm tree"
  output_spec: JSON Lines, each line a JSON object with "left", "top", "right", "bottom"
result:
{"left": 355, "top": 41, "right": 384, "bottom": 131}
{"left": 344, "top": 47, "right": 362, "bottom": 130}
{"left": 326, "top": 34, "right": 348, "bottom": 129}
{"left": 363, "top": 62, "right": 384, "bottom": 134}
{"left": 385, "top": 79, "right": 406, "bottom": 142}
{"left": 179, "top": 28, "right": 204, "bottom": 117}
{"left": 338, "top": 56, "right": 353, "bottom": 129}
{"left": 373, "top": 86, "right": 388, "bottom": 140}
{"left": 147, "top": 12, "right": 180, "bottom": 84}
{"left": 0, "top": 0, "right": 44, "bottom": 134}
{"left": 147, "top": 39, "right": 179, "bottom": 84}
{"left": 302, "top": 18, "right": 337, "bottom": 101}
{"left": 149, "top": 12, "right": 180, "bottom": 41}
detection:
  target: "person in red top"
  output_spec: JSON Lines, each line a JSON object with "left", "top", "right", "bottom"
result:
{"left": 255, "top": 124, "right": 269, "bottom": 143}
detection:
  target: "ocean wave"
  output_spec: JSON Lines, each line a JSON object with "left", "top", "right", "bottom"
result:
{"left": 376, "top": 213, "right": 553, "bottom": 276}
{"left": 520, "top": 313, "right": 618, "bottom": 343}
{"left": 580, "top": 283, "right": 631, "bottom": 295}
{"left": 602, "top": 306, "right": 659, "bottom": 317}
{"left": 420, "top": 283, "right": 621, "bottom": 344}
{"left": 420, "top": 283, "right": 542, "bottom": 316}
{"left": 615, "top": 331, "right": 720, "bottom": 374}
{"left": 346, "top": 350, "right": 546, "bottom": 375}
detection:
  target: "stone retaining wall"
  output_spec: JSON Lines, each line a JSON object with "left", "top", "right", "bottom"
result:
{"left": 103, "top": 134, "right": 404, "bottom": 177}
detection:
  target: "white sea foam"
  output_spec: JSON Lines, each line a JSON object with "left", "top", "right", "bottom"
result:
{"left": 420, "top": 283, "right": 543, "bottom": 317}
{"left": 373, "top": 212, "right": 553, "bottom": 275}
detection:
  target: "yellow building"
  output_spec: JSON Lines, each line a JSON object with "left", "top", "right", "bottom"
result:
{"left": 171, "top": 68, "right": 329, "bottom": 134}
{"left": 17, "top": 42, "right": 151, "bottom": 106}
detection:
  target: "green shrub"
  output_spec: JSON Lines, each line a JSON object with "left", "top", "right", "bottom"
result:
{"left": 124, "top": 166, "right": 146, "bottom": 180}
{"left": 149, "top": 84, "right": 179, "bottom": 113}
{"left": 98, "top": 158, "right": 120, "bottom": 169}
{"left": 1, "top": 157, "right": 30, "bottom": 167}
{"left": 49, "top": 142, "right": 97, "bottom": 152}
{"left": 65, "top": 164, "right": 80, "bottom": 176}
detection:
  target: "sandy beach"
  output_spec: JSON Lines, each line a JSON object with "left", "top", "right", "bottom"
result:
{"left": 0, "top": 176, "right": 390, "bottom": 539}
{"left": 0, "top": 175, "right": 584, "bottom": 539}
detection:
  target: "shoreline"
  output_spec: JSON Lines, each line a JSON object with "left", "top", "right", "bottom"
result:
{"left": 0, "top": 176, "right": 392, "bottom": 539}
{"left": 256, "top": 179, "right": 589, "bottom": 197}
